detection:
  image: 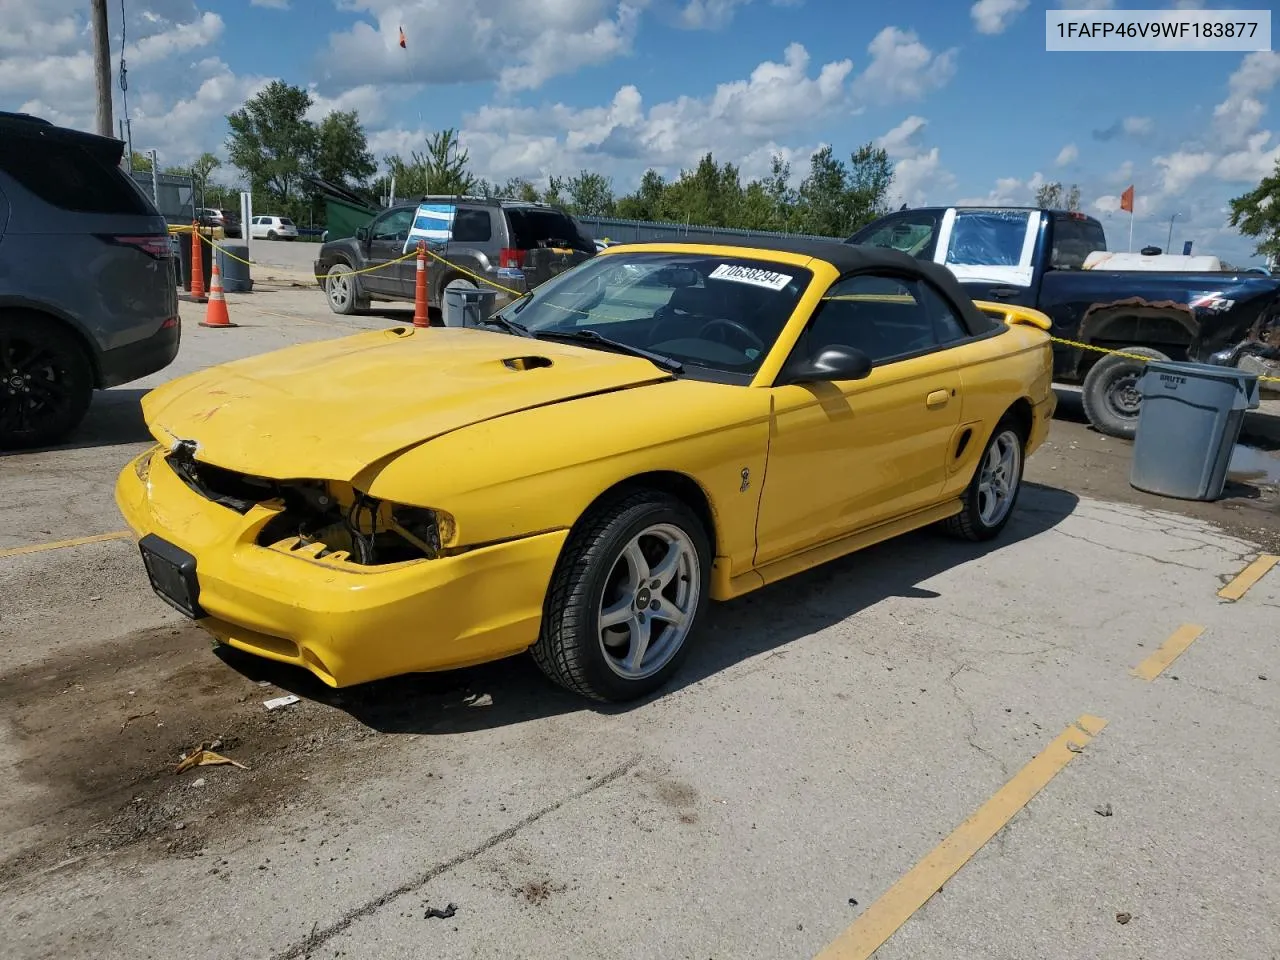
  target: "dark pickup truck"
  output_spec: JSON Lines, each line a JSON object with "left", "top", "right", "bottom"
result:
{"left": 848, "top": 206, "right": 1280, "bottom": 438}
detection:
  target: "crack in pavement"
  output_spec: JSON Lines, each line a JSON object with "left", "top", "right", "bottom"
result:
{"left": 1048, "top": 528, "right": 1204, "bottom": 570}
{"left": 271, "top": 755, "right": 642, "bottom": 960}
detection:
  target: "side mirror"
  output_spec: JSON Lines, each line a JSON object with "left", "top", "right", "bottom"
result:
{"left": 355, "top": 225, "right": 370, "bottom": 243}
{"left": 782, "top": 345, "right": 873, "bottom": 384}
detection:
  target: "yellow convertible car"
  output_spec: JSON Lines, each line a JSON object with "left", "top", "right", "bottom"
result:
{"left": 116, "top": 237, "right": 1055, "bottom": 702}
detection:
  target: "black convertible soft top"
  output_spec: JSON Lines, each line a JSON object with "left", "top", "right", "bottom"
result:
{"left": 615, "top": 234, "right": 1000, "bottom": 337}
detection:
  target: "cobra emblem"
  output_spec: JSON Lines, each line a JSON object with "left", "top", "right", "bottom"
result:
{"left": 740, "top": 467, "right": 751, "bottom": 492}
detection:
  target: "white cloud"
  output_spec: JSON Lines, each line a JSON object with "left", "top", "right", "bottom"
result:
{"left": 449, "top": 43, "right": 855, "bottom": 185}
{"left": 876, "top": 116, "right": 928, "bottom": 159}
{"left": 1153, "top": 150, "right": 1215, "bottom": 194}
{"left": 874, "top": 116, "right": 955, "bottom": 206}
{"left": 970, "top": 0, "right": 1027, "bottom": 34}
{"left": 1056, "top": 143, "right": 1079, "bottom": 166}
{"left": 250, "top": 0, "right": 291, "bottom": 7}
{"left": 956, "top": 171, "right": 1046, "bottom": 206}
{"left": 678, "top": 0, "right": 748, "bottom": 29}
{"left": 1122, "top": 116, "right": 1153, "bottom": 136}
{"left": 1214, "top": 133, "right": 1280, "bottom": 183}
{"left": 852, "top": 27, "right": 957, "bottom": 101}
{"left": 317, "top": 1, "right": 642, "bottom": 95}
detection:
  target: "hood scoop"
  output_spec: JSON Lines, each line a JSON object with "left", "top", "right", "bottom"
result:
{"left": 502, "top": 355, "right": 554, "bottom": 371}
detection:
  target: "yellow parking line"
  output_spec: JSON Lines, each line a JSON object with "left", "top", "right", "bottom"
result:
{"left": 1131, "top": 624, "right": 1205, "bottom": 681}
{"left": 0, "top": 531, "right": 133, "bottom": 560}
{"left": 813, "top": 714, "right": 1107, "bottom": 960}
{"left": 1218, "top": 555, "right": 1279, "bottom": 601}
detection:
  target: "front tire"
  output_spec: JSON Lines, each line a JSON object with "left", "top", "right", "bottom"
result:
{"left": 0, "top": 316, "right": 94, "bottom": 450}
{"left": 532, "top": 490, "right": 711, "bottom": 702}
{"left": 945, "top": 417, "right": 1025, "bottom": 542}
{"left": 325, "top": 263, "right": 366, "bottom": 315}
{"left": 1080, "top": 346, "right": 1168, "bottom": 440}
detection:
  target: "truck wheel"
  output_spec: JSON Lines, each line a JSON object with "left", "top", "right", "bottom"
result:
{"left": 0, "top": 316, "right": 94, "bottom": 450}
{"left": 1080, "top": 346, "right": 1168, "bottom": 440}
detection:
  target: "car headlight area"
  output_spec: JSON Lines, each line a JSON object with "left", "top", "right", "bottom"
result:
{"left": 114, "top": 445, "right": 565, "bottom": 687}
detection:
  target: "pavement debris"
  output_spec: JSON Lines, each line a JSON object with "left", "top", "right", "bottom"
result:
{"left": 175, "top": 743, "right": 249, "bottom": 774}
{"left": 264, "top": 694, "right": 301, "bottom": 711}
{"left": 1116, "top": 912, "right": 1133, "bottom": 925}
{"left": 424, "top": 903, "right": 458, "bottom": 920}
{"left": 1094, "top": 803, "right": 1113, "bottom": 817}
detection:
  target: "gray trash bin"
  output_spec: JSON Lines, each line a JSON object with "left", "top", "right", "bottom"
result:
{"left": 1129, "top": 360, "right": 1261, "bottom": 501}
{"left": 215, "top": 243, "right": 253, "bottom": 292}
{"left": 443, "top": 286, "right": 496, "bottom": 328}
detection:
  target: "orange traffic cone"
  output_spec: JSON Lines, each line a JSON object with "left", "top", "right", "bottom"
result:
{"left": 199, "top": 260, "right": 237, "bottom": 328}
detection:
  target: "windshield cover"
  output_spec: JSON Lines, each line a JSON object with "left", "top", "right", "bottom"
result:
{"left": 498, "top": 252, "right": 813, "bottom": 376}
{"left": 946, "top": 210, "right": 1031, "bottom": 266}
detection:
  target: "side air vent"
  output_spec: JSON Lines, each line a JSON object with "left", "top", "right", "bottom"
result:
{"left": 955, "top": 428, "right": 973, "bottom": 458}
{"left": 502, "top": 356, "right": 554, "bottom": 371}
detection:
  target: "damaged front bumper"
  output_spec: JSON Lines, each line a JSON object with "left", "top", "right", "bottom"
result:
{"left": 115, "top": 445, "right": 567, "bottom": 687}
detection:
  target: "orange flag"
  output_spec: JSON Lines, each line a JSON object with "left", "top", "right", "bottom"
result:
{"left": 398, "top": 26, "right": 407, "bottom": 48}
{"left": 1120, "top": 184, "right": 1134, "bottom": 213}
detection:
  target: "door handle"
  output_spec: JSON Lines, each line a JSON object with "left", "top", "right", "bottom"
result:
{"left": 926, "top": 389, "right": 951, "bottom": 409}
{"left": 989, "top": 286, "right": 1021, "bottom": 299}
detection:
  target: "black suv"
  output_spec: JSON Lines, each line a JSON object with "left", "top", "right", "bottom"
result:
{"left": 314, "top": 196, "right": 596, "bottom": 316}
{"left": 0, "top": 112, "right": 179, "bottom": 449}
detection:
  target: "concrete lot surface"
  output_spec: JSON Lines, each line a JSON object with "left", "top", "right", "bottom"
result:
{"left": 2, "top": 287, "right": 1279, "bottom": 959}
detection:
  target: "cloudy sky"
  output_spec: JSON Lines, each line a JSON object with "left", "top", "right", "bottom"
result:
{"left": 4, "top": 0, "right": 1279, "bottom": 264}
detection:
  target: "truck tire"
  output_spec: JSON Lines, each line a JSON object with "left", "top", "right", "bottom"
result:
{"left": 1080, "top": 346, "right": 1168, "bottom": 440}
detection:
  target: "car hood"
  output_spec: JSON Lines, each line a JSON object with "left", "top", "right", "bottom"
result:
{"left": 142, "top": 326, "right": 675, "bottom": 481}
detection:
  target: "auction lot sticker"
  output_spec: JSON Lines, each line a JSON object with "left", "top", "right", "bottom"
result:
{"left": 709, "top": 263, "right": 793, "bottom": 290}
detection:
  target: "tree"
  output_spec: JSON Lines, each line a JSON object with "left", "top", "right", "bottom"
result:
{"left": 616, "top": 169, "right": 667, "bottom": 220}
{"left": 1228, "top": 158, "right": 1280, "bottom": 262}
{"left": 564, "top": 170, "right": 616, "bottom": 216}
{"left": 496, "top": 176, "right": 540, "bottom": 202}
{"left": 129, "top": 150, "right": 152, "bottom": 172}
{"left": 663, "top": 154, "right": 744, "bottom": 228}
{"left": 846, "top": 144, "right": 894, "bottom": 228}
{"left": 412, "top": 128, "right": 475, "bottom": 196}
{"left": 1035, "top": 181, "right": 1081, "bottom": 211}
{"left": 796, "top": 146, "right": 850, "bottom": 236}
{"left": 314, "top": 110, "right": 375, "bottom": 188}
{"left": 226, "top": 80, "right": 318, "bottom": 203}
{"left": 762, "top": 153, "right": 797, "bottom": 231}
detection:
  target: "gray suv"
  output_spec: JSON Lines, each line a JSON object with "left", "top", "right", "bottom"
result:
{"left": 0, "top": 111, "right": 179, "bottom": 449}
{"left": 314, "top": 196, "right": 596, "bottom": 316}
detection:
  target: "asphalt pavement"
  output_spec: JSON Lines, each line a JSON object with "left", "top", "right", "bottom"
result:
{"left": 1, "top": 286, "right": 1278, "bottom": 960}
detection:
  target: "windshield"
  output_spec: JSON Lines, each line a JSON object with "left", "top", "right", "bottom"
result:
{"left": 496, "top": 251, "right": 813, "bottom": 377}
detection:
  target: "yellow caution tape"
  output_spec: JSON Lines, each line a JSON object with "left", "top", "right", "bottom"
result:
{"left": 1047, "top": 334, "right": 1280, "bottom": 383}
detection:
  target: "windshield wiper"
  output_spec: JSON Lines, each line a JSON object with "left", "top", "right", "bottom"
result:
{"left": 478, "top": 313, "right": 533, "bottom": 337}
{"left": 532, "top": 329, "right": 684, "bottom": 373}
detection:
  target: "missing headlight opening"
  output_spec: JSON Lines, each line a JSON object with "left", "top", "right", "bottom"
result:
{"left": 161, "top": 451, "right": 446, "bottom": 565}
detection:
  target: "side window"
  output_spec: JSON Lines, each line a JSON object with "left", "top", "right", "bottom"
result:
{"left": 451, "top": 207, "right": 492, "bottom": 243}
{"left": 371, "top": 207, "right": 414, "bottom": 241}
{"left": 799, "top": 274, "right": 948, "bottom": 366}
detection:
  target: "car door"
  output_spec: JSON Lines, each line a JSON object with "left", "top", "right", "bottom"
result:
{"left": 360, "top": 206, "right": 416, "bottom": 298}
{"left": 754, "top": 272, "right": 965, "bottom": 566}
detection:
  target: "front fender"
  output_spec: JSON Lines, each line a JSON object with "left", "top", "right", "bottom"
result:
{"left": 364, "top": 378, "right": 772, "bottom": 577}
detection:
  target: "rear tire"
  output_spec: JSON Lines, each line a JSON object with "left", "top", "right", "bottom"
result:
{"left": 532, "top": 490, "right": 711, "bottom": 702}
{"left": 945, "top": 416, "right": 1026, "bottom": 542}
{"left": 1080, "top": 346, "right": 1168, "bottom": 440}
{"left": 0, "top": 315, "right": 94, "bottom": 450}
{"left": 267, "top": 230, "right": 278, "bottom": 241}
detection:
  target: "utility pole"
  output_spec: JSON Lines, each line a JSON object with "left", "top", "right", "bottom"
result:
{"left": 91, "top": 0, "right": 113, "bottom": 137}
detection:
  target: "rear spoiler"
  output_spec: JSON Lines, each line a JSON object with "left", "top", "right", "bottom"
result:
{"left": 973, "top": 301, "right": 1053, "bottom": 331}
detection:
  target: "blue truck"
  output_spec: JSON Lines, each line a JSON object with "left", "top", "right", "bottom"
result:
{"left": 847, "top": 206, "right": 1280, "bottom": 438}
